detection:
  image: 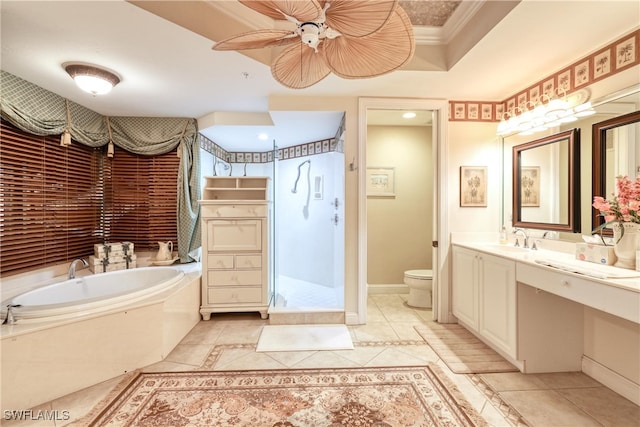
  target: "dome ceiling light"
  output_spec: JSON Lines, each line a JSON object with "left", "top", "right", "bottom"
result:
{"left": 64, "top": 63, "right": 120, "bottom": 95}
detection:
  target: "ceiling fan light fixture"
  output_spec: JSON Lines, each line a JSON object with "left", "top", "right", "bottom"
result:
{"left": 213, "top": 0, "right": 413, "bottom": 89}
{"left": 300, "top": 22, "right": 321, "bottom": 49}
{"left": 64, "top": 63, "right": 120, "bottom": 95}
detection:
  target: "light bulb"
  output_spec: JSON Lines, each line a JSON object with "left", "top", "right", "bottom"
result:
{"left": 74, "top": 75, "right": 114, "bottom": 95}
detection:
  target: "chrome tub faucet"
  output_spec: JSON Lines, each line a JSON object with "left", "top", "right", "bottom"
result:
{"left": 3, "top": 304, "right": 21, "bottom": 325}
{"left": 68, "top": 258, "right": 89, "bottom": 279}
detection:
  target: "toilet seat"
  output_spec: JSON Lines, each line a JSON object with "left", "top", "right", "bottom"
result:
{"left": 404, "top": 269, "right": 432, "bottom": 280}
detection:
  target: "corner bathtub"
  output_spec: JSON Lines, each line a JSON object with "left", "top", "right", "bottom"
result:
{"left": 1, "top": 264, "right": 201, "bottom": 411}
{"left": 3, "top": 267, "right": 184, "bottom": 324}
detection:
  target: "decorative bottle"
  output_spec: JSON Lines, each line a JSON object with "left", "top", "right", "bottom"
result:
{"left": 499, "top": 226, "right": 508, "bottom": 244}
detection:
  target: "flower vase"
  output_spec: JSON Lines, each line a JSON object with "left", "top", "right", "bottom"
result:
{"left": 612, "top": 222, "right": 640, "bottom": 269}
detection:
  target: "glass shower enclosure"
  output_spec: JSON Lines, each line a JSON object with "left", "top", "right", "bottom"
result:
{"left": 269, "top": 138, "right": 345, "bottom": 312}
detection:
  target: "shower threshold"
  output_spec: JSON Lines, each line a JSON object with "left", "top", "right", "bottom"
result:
{"left": 268, "top": 303, "right": 345, "bottom": 325}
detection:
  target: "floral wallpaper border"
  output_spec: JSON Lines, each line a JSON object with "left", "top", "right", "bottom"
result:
{"left": 199, "top": 134, "right": 340, "bottom": 164}
{"left": 449, "top": 29, "right": 639, "bottom": 122}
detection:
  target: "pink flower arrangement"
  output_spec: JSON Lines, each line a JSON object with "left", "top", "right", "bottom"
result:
{"left": 592, "top": 176, "right": 640, "bottom": 236}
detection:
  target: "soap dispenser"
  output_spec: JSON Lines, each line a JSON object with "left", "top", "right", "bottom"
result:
{"left": 499, "top": 226, "right": 508, "bottom": 244}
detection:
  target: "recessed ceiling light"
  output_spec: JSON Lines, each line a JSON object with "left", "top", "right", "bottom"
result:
{"left": 403, "top": 112, "right": 417, "bottom": 119}
{"left": 258, "top": 133, "right": 269, "bottom": 140}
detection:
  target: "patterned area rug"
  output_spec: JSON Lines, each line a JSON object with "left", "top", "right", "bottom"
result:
{"left": 79, "top": 364, "right": 488, "bottom": 426}
{"left": 414, "top": 324, "right": 519, "bottom": 374}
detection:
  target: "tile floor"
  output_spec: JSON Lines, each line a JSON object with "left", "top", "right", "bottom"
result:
{"left": 8, "top": 294, "right": 640, "bottom": 426}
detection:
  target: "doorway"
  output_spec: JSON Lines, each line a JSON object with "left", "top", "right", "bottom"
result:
{"left": 357, "top": 98, "right": 450, "bottom": 324}
{"left": 366, "top": 111, "right": 434, "bottom": 295}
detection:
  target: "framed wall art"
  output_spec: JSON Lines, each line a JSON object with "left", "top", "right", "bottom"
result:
{"left": 366, "top": 167, "right": 395, "bottom": 197}
{"left": 460, "top": 166, "right": 487, "bottom": 207}
{"left": 520, "top": 166, "right": 540, "bottom": 207}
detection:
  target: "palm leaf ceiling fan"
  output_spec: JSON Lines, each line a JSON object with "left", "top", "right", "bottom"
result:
{"left": 212, "top": 0, "right": 415, "bottom": 89}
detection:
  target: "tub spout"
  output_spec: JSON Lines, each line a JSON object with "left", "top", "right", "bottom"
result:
{"left": 3, "top": 304, "right": 21, "bottom": 325}
{"left": 68, "top": 258, "right": 89, "bottom": 279}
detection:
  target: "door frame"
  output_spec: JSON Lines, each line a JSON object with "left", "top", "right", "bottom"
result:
{"left": 356, "top": 98, "right": 451, "bottom": 324}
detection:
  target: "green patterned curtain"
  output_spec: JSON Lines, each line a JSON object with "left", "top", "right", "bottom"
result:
{"left": 178, "top": 139, "right": 202, "bottom": 262}
{"left": 0, "top": 71, "right": 107, "bottom": 144}
{"left": 0, "top": 70, "right": 201, "bottom": 262}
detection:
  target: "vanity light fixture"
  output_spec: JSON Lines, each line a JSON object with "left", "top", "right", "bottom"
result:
{"left": 64, "top": 63, "right": 120, "bottom": 95}
{"left": 497, "top": 88, "right": 595, "bottom": 136}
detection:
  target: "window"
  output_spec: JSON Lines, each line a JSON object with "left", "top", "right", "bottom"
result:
{"left": 0, "top": 122, "right": 179, "bottom": 276}
{"left": 0, "top": 122, "right": 102, "bottom": 275}
{"left": 104, "top": 146, "right": 179, "bottom": 251}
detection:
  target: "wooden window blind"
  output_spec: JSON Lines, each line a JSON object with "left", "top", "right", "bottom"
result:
{"left": 0, "top": 122, "right": 180, "bottom": 277}
{"left": 103, "top": 146, "right": 179, "bottom": 252}
{"left": 0, "top": 121, "right": 103, "bottom": 276}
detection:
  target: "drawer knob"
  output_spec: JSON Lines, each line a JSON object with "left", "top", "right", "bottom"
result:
{"left": 562, "top": 280, "right": 569, "bottom": 287}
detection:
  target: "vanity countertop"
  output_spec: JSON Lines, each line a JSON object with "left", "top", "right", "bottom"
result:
{"left": 453, "top": 241, "right": 640, "bottom": 324}
{"left": 452, "top": 241, "right": 640, "bottom": 294}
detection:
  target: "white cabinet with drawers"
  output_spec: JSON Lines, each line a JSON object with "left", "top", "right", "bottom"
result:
{"left": 199, "top": 177, "right": 271, "bottom": 320}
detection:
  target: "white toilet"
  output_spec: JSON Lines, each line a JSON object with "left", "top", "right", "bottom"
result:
{"left": 404, "top": 269, "right": 433, "bottom": 308}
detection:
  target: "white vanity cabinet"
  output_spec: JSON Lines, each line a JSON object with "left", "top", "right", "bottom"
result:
{"left": 199, "top": 177, "right": 271, "bottom": 320}
{"left": 451, "top": 246, "right": 479, "bottom": 329}
{"left": 452, "top": 245, "right": 517, "bottom": 359}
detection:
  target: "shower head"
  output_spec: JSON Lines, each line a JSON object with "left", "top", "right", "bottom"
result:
{"left": 291, "top": 160, "right": 311, "bottom": 194}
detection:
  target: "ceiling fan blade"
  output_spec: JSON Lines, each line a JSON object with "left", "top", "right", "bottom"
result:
{"left": 322, "top": 0, "right": 398, "bottom": 38}
{"left": 323, "top": 7, "right": 414, "bottom": 78}
{"left": 272, "top": 42, "right": 331, "bottom": 89}
{"left": 212, "top": 29, "right": 298, "bottom": 51}
{"left": 239, "top": 0, "right": 322, "bottom": 22}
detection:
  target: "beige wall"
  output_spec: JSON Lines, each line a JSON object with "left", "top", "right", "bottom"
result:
{"left": 448, "top": 122, "right": 503, "bottom": 233}
{"left": 366, "top": 125, "right": 433, "bottom": 284}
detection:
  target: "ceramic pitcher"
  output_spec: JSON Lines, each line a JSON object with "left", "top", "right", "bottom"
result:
{"left": 156, "top": 241, "right": 173, "bottom": 261}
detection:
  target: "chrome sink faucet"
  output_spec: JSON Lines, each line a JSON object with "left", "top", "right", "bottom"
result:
{"left": 513, "top": 228, "right": 530, "bottom": 248}
{"left": 68, "top": 258, "right": 89, "bottom": 279}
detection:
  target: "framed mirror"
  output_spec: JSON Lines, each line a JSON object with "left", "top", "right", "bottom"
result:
{"left": 592, "top": 110, "right": 640, "bottom": 236}
{"left": 512, "top": 128, "right": 581, "bottom": 232}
